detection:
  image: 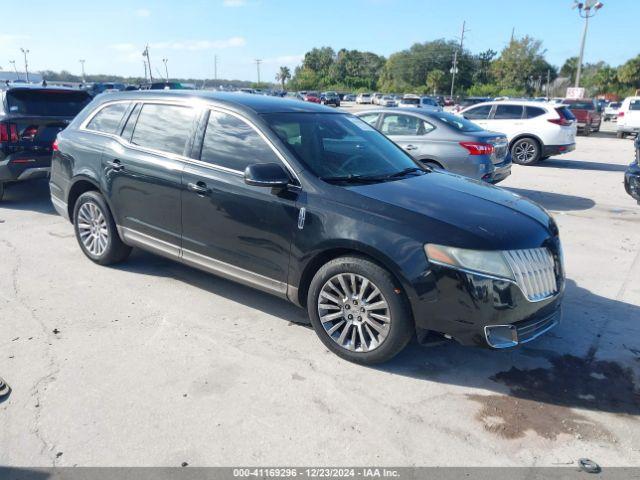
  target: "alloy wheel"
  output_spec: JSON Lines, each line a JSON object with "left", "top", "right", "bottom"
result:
{"left": 317, "top": 273, "right": 391, "bottom": 352}
{"left": 77, "top": 202, "right": 109, "bottom": 257}
{"left": 513, "top": 141, "right": 537, "bottom": 163}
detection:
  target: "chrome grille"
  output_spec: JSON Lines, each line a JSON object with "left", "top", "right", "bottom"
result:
{"left": 504, "top": 248, "right": 558, "bottom": 301}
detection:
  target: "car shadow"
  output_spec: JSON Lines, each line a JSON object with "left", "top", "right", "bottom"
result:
{"left": 0, "top": 179, "right": 56, "bottom": 216}
{"left": 537, "top": 158, "right": 629, "bottom": 172}
{"left": 505, "top": 187, "right": 595, "bottom": 211}
{"left": 0, "top": 468, "right": 51, "bottom": 480}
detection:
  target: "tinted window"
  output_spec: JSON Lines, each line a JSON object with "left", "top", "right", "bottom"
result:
{"left": 525, "top": 106, "right": 546, "bottom": 119}
{"left": 464, "top": 105, "right": 492, "bottom": 120}
{"left": 421, "top": 98, "right": 436, "bottom": 106}
{"left": 86, "top": 103, "right": 130, "bottom": 134}
{"left": 359, "top": 113, "right": 380, "bottom": 126}
{"left": 401, "top": 98, "right": 420, "bottom": 105}
{"left": 494, "top": 105, "right": 524, "bottom": 119}
{"left": 200, "top": 110, "right": 279, "bottom": 171}
{"left": 264, "top": 113, "right": 419, "bottom": 180}
{"left": 6, "top": 89, "right": 91, "bottom": 116}
{"left": 630, "top": 100, "right": 640, "bottom": 111}
{"left": 131, "top": 104, "right": 194, "bottom": 155}
{"left": 380, "top": 114, "right": 434, "bottom": 136}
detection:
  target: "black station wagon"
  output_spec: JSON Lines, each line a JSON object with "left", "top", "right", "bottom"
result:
{"left": 50, "top": 91, "right": 565, "bottom": 364}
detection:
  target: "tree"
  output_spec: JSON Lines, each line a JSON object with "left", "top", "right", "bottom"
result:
{"left": 426, "top": 69, "right": 445, "bottom": 95}
{"left": 302, "top": 47, "right": 335, "bottom": 84}
{"left": 473, "top": 49, "right": 497, "bottom": 85}
{"left": 560, "top": 57, "right": 579, "bottom": 83}
{"left": 491, "top": 36, "right": 551, "bottom": 94}
{"left": 275, "top": 66, "right": 291, "bottom": 90}
{"left": 618, "top": 55, "right": 640, "bottom": 89}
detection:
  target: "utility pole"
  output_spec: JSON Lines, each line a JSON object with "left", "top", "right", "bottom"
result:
{"left": 142, "top": 61, "right": 148, "bottom": 82}
{"left": 510, "top": 27, "right": 515, "bottom": 43}
{"left": 79, "top": 59, "right": 86, "bottom": 83}
{"left": 20, "top": 48, "right": 30, "bottom": 83}
{"left": 9, "top": 60, "right": 19, "bottom": 81}
{"left": 573, "top": 0, "right": 604, "bottom": 88}
{"left": 546, "top": 68, "right": 551, "bottom": 97}
{"left": 449, "top": 20, "right": 467, "bottom": 98}
{"left": 143, "top": 44, "right": 154, "bottom": 82}
{"left": 162, "top": 58, "right": 169, "bottom": 81}
{"left": 255, "top": 58, "right": 262, "bottom": 85}
{"left": 214, "top": 55, "right": 218, "bottom": 81}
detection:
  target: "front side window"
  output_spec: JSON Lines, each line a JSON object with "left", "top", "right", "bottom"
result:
{"left": 359, "top": 113, "right": 380, "bottom": 127}
{"left": 200, "top": 110, "right": 280, "bottom": 171}
{"left": 263, "top": 113, "right": 420, "bottom": 181}
{"left": 86, "top": 102, "right": 130, "bottom": 134}
{"left": 464, "top": 105, "right": 492, "bottom": 120}
{"left": 494, "top": 105, "right": 524, "bottom": 119}
{"left": 130, "top": 104, "right": 195, "bottom": 155}
{"left": 380, "top": 114, "right": 433, "bottom": 136}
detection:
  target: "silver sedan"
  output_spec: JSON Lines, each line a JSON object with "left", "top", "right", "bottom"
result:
{"left": 356, "top": 108, "right": 511, "bottom": 183}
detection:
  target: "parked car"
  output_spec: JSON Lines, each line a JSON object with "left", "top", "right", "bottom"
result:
{"left": 149, "top": 82, "right": 193, "bottom": 90}
{"left": 561, "top": 99, "right": 601, "bottom": 136}
{"left": 303, "top": 92, "right": 321, "bottom": 104}
{"left": 603, "top": 101, "right": 621, "bottom": 121}
{"left": 398, "top": 95, "right": 442, "bottom": 111}
{"left": 342, "top": 93, "right": 356, "bottom": 102}
{"left": 356, "top": 108, "right": 511, "bottom": 183}
{"left": 459, "top": 101, "right": 577, "bottom": 165}
{"left": 356, "top": 93, "right": 373, "bottom": 104}
{"left": 50, "top": 91, "right": 564, "bottom": 364}
{"left": 617, "top": 96, "right": 640, "bottom": 139}
{"left": 453, "top": 97, "right": 492, "bottom": 112}
{"left": 379, "top": 95, "right": 397, "bottom": 107}
{"left": 89, "top": 83, "right": 126, "bottom": 96}
{"left": 320, "top": 91, "right": 340, "bottom": 107}
{"left": 0, "top": 86, "right": 92, "bottom": 200}
{"left": 624, "top": 136, "right": 640, "bottom": 204}
{"left": 372, "top": 93, "right": 384, "bottom": 105}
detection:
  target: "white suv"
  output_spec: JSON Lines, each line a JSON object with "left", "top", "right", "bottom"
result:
{"left": 459, "top": 101, "right": 577, "bottom": 165}
{"left": 617, "top": 97, "right": 640, "bottom": 138}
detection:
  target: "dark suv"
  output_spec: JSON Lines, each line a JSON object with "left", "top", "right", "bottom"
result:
{"left": 50, "top": 91, "right": 564, "bottom": 364}
{"left": 0, "top": 86, "right": 91, "bottom": 200}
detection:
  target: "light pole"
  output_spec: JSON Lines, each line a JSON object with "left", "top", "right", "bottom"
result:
{"left": 573, "top": 0, "right": 604, "bottom": 88}
{"left": 20, "top": 48, "right": 30, "bottom": 83}
{"left": 79, "top": 59, "right": 86, "bottom": 83}
{"left": 255, "top": 59, "right": 262, "bottom": 85}
{"left": 162, "top": 58, "right": 169, "bottom": 81}
{"left": 9, "top": 60, "right": 19, "bottom": 81}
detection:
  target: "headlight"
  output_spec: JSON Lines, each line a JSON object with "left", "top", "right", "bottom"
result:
{"left": 425, "top": 244, "right": 514, "bottom": 280}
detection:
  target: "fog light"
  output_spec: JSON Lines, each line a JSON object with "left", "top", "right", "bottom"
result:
{"left": 484, "top": 325, "right": 518, "bottom": 348}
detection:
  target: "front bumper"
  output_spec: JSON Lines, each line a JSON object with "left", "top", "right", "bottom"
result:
{"left": 543, "top": 143, "right": 575, "bottom": 157}
{"left": 409, "top": 259, "right": 564, "bottom": 348}
{"left": 0, "top": 153, "right": 52, "bottom": 183}
{"left": 624, "top": 163, "right": 640, "bottom": 203}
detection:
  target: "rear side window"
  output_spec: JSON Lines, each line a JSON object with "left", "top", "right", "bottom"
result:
{"left": 464, "top": 105, "right": 492, "bottom": 120}
{"left": 359, "top": 113, "right": 380, "bottom": 126}
{"left": 630, "top": 100, "right": 640, "bottom": 111}
{"left": 200, "top": 110, "right": 280, "bottom": 171}
{"left": 494, "top": 105, "right": 524, "bottom": 119}
{"left": 86, "top": 103, "right": 130, "bottom": 134}
{"left": 130, "top": 103, "right": 195, "bottom": 155}
{"left": 525, "top": 106, "right": 546, "bottom": 119}
{"left": 380, "top": 114, "right": 434, "bottom": 136}
{"left": 6, "top": 89, "right": 91, "bottom": 116}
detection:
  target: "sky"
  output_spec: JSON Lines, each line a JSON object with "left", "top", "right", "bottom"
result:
{"left": 0, "top": 0, "right": 636, "bottom": 82}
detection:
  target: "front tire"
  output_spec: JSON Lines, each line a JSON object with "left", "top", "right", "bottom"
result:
{"left": 73, "top": 191, "right": 131, "bottom": 265}
{"left": 511, "top": 137, "right": 541, "bottom": 165}
{"left": 307, "top": 256, "right": 413, "bottom": 364}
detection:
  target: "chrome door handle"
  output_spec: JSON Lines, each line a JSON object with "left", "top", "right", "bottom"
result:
{"left": 405, "top": 145, "right": 418, "bottom": 151}
{"left": 106, "top": 159, "right": 124, "bottom": 171}
{"left": 187, "top": 182, "right": 211, "bottom": 195}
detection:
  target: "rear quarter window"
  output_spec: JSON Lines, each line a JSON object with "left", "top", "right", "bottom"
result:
{"left": 525, "top": 106, "right": 546, "bottom": 119}
{"left": 86, "top": 102, "right": 130, "bottom": 134}
{"left": 629, "top": 100, "right": 640, "bottom": 111}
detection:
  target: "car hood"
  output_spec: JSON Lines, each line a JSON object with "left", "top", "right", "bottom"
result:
{"left": 346, "top": 171, "right": 555, "bottom": 250}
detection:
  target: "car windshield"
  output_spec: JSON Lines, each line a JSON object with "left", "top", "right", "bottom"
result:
{"left": 262, "top": 113, "right": 422, "bottom": 183}
{"left": 402, "top": 98, "right": 419, "bottom": 105}
{"left": 433, "top": 112, "right": 484, "bottom": 132}
{"left": 565, "top": 101, "right": 594, "bottom": 110}
{"left": 6, "top": 89, "right": 91, "bottom": 116}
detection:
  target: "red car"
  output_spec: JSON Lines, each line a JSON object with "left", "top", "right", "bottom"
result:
{"left": 562, "top": 99, "right": 602, "bottom": 136}
{"left": 303, "top": 92, "right": 321, "bottom": 104}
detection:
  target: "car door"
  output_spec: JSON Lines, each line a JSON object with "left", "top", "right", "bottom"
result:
{"left": 378, "top": 113, "right": 436, "bottom": 158}
{"left": 461, "top": 104, "right": 494, "bottom": 131}
{"left": 102, "top": 101, "right": 196, "bottom": 250}
{"left": 487, "top": 104, "right": 525, "bottom": 140}
{"left": 181, "top": 108, "right": 299, "bottom": 294}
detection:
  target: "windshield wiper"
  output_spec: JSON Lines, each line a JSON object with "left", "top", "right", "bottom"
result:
{"left": 320, "top": 174, "right": 382, "bottom": 184}
{"left": 378, "top": 167, "right": 426, "bottom": 180}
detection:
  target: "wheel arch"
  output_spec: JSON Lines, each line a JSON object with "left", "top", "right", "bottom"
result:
{"left": 66, "top": 175, "right": 104, "bottom": 223}
{"left": 509, "top": 133, "right": 544, "bottom": 151}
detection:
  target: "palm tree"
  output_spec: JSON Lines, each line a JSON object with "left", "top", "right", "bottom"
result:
{"left": 276, "top": 66, "right": 291, "bottom": 90}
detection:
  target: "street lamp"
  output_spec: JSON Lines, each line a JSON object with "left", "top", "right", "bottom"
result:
{"left": 9, "top": 60, "right": 19, "bottom": 81}
{"left": 20, "top": 48, "right": 30, "bottom": 83}
{"left": 79, "top": 59, "right": 86, "bottom": 83}
{"left": 162, "top": 58, "right": 169, "bottom": 81}
{"left": 572, "top": 0, "right": 604, "bottom": 88}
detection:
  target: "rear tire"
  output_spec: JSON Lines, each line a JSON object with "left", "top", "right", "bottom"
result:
{"left": 307, "top": 256, "right": 413, "bottom": 364}
{"left": 583, "top": 126, "right": 591, "bottom": 137}
{"left": 73, "top": 191, "right": 131, "bottom": 266}
{"left": 0, "top": 182, "right": 4, "bottom": 201}
{"left": 511, "top": 137, "right": 541, "bottom": 165}
{"left": 617, "top": 131, "right": 626, "bottom": 139}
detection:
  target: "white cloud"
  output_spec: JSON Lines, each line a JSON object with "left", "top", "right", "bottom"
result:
{"left": 223, "top": 0, "right": 247, "bottom": 6}
{"left": 135, "top": 8, "right": 151, "bottom": 17}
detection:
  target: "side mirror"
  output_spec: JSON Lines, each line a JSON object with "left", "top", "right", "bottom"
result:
{"left": 244, "top": 163, "right": 290, "bottom": 188}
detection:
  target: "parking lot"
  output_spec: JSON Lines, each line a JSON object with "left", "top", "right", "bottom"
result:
{"left": 1, "top": 115, "right": 639, "bottom": 467}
